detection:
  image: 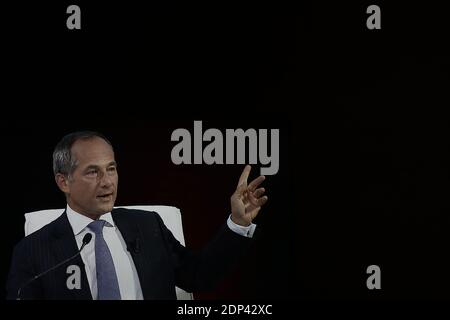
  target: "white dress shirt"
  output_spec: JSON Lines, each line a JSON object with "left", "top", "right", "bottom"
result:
{"left": 66, "top": 205, "right": 256, "bottom": 300}
{"left": 66, "top": 205, "right": 144, "bottom": 300}
{"left": 226, "top": 214, "right": 257, "bottom": 238}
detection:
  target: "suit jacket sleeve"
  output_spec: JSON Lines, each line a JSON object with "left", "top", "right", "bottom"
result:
{"left": 153, "top": 213, "right": 254, "bottom": 293}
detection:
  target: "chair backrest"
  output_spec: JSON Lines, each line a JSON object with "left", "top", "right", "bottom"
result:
{"left": 24, "top": 205, "right": 193, "bottom": 300}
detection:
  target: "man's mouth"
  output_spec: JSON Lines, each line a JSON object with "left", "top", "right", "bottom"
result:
{"left": 97, "top": 193, "right": 113, "bottom": 200}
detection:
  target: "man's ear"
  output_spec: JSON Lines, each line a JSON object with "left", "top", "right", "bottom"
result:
{"left": 55, "top": 173, "right": 70, "bottom": 193}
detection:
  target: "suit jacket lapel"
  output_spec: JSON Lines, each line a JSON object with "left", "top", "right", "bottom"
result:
{"left": 112, "top": 209, "right": 152, "bottom": 299}
{"left": 49, "top": 212, "right": 93, "bottom": 300}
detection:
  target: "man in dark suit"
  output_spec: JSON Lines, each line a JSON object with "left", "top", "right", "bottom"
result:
{"left": 6, "top": 131, "right": 268, "bottom": 300}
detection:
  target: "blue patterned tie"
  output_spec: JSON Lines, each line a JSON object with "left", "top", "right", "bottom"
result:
{"left": 88, "top": 220, "right": 121, "bottom": 300}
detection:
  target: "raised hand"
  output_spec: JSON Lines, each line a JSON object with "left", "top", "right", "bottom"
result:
{"left": 230, "top": 165, "right": 268, "bottom": 226}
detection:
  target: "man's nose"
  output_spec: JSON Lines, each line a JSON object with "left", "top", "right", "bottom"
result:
{"left": 100, "top": 172, "right": 113, "bottom": 188}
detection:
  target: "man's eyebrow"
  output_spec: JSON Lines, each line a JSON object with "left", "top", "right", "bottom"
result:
{"left": 84, "top": 164, "right": 100, "bottom": 171}
{"left": 83, "top": 162, "right": 117, "bottom": 171}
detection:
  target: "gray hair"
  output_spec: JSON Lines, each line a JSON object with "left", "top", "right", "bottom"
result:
{"left": 53, "top": 131, "right": 113, "bottom": 176}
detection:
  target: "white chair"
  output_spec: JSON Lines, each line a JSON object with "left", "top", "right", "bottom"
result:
{"left": 24, "top": 205, "right": 194, "bottom": 300}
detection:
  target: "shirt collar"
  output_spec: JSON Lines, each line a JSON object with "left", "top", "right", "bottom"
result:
{"left": 66, "top": 204, "right": 115, "bottom": 236}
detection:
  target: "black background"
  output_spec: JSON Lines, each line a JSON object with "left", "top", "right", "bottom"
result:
{"left": 1, "top": 0, "right": 450, "bottom": 308}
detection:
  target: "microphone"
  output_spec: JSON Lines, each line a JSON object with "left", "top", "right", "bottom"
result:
{"left": 17, "top": 233, "right": 92, "bottom": 300}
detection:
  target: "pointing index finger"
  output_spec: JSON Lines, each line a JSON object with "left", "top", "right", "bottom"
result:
{"left": 237, "top": 165, "right": 251, "bottom": 187}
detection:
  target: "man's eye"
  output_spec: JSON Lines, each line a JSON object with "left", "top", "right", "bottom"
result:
{"left": 108, "top": 167, "right": 116, "bottom": 172}
{"left": 86, "top": 170, "right": 97, "bottom": 176}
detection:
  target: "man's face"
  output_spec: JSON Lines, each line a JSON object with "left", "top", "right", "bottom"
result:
{"left": 58, "top": 137, "right": 118, "bottom": 218}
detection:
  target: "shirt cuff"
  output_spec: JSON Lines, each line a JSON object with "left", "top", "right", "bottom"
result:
{"left": 226, "top": 215, "right": 256, "bottom": 238}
